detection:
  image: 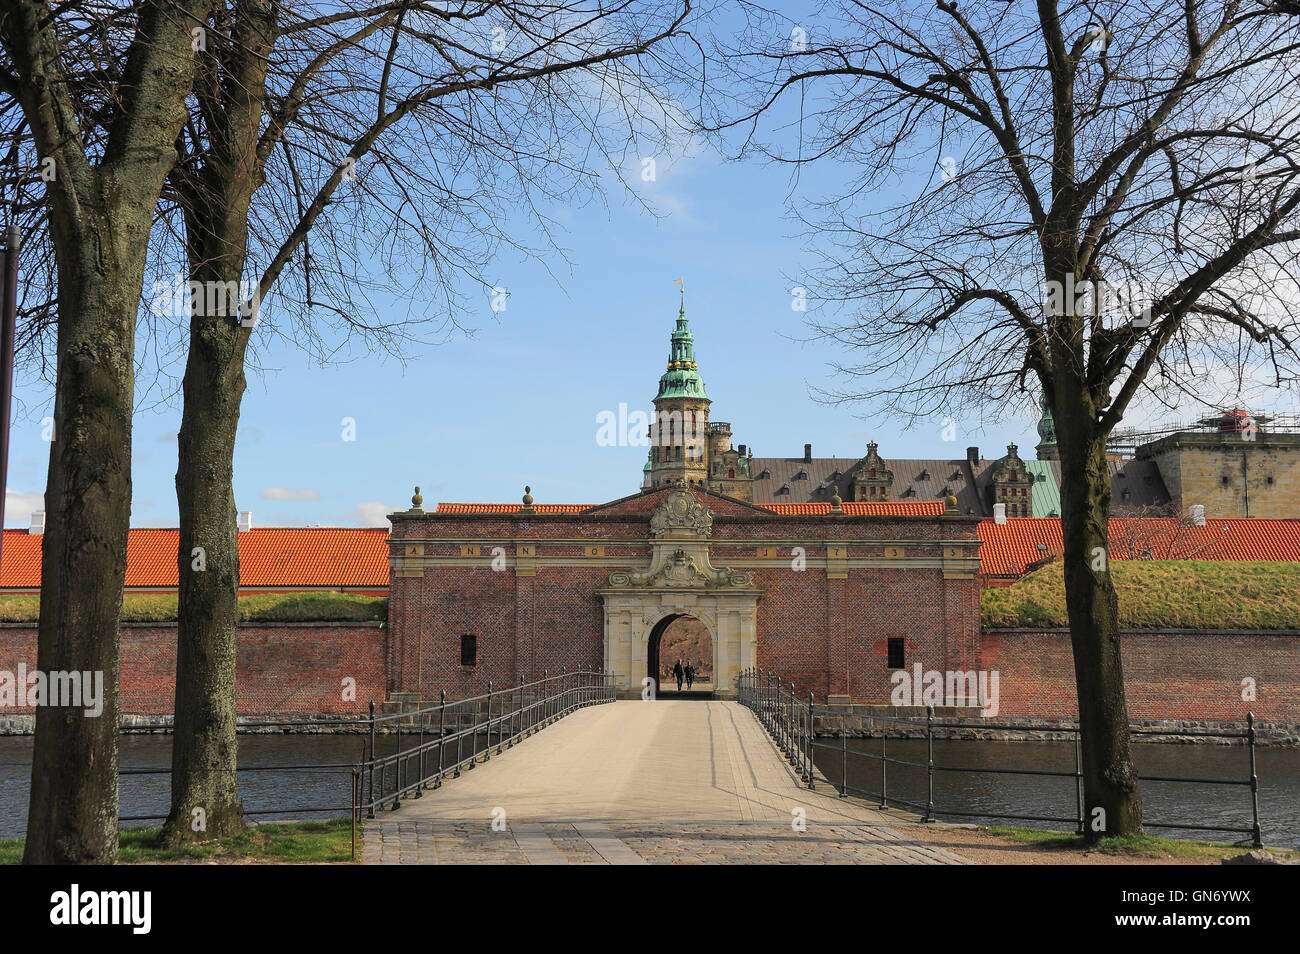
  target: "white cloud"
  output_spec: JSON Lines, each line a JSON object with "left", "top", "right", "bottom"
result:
{"left": 260, "top": 487, "right": 320, "bottom": 501}
{"left": 4, "top": 489, "right": 44, "bottom": 528}
{"left": 346, "top": 501, "right": 394, "bottom": 527}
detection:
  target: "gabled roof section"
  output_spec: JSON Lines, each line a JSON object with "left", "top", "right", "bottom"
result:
{"left": 764, "top": 501, "right": 946, "bottom": 516}
{"left": 977, "top": 517, "right": 1300, "bottom": 577}
{"left": 1, "top": 527, "right": 390, "bottom": 589}
{"left": 434, "top": 503, "right": 594, "bottom": 514}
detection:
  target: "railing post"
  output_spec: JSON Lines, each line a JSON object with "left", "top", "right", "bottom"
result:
{"left": 435, "top": 690, "right": 445, "bottom": 788}
{"left": 393, "top": 697, "right": 403, "bottom": 808}
{"left": 880, "top": 723, "right": 887, "bottom": 809}
{"left": 542, "top": 669, "right": 549, "bottom": 726}
{"left": 806, "top": 691, "right": 815, "bottom": 789}
{"left": 562, "top": 666, "right": 568, "bottom": 716}
{"left": 924, "top": 704, "right": 935, "bottom": 823}
{"left": 367, "top": 700, "right": 376, "bottom": 818}
{"left": 351, "top": 767, "right": 358, "bottom": 861}
{"left": 840, "top": 718, "right": 848, "bottom": 798}
{"left": 415, "top": 696, "right": 425, "bottom": 796}
{"left": 1074, "top": 726, "right": 1084, "bottom": 835}
{"left": 454, "top": 695, "right": 464, "bottom": 778}
{"left": 1248, "top": 712, "right": 1263, "bottom": 848}
{"left": 484, "top": 681, "right": 494, "bottom": 762}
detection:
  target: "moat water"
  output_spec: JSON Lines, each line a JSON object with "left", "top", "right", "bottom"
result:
{"left": 0, "top": 733, "right": 1296, "bottom": 847}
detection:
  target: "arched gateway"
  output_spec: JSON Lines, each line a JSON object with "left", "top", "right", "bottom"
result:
{"left": 598, "top": 487, "right": 760, "bottom": 698}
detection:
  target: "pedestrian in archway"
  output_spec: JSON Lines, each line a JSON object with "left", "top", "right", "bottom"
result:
{"left": 685, "top": 663, "right": 695, "bottom": 690}
{"left": 673, "top": 659, "right": 684, "bottom": 692}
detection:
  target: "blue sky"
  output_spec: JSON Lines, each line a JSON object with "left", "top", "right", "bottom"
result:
{"left": 4, "top": 137, "right": 1040, "bottom": 529}
{"left": 9, "top": 1, "right": 1291, "bottom": 529}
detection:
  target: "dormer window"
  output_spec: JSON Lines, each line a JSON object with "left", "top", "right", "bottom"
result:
{"left": 831, "top": 471, "right": 842, "bottom": 480}
{"left": 949, "top": 470, "right": 963, "bottom": 481}
{"left": 916, "top": 469, "right": 929, "bottom": 481}
{"left": 759, "top": 470, "right": 771, "bottom": 479}
{"left": 795, "top": 470, "right": 807, "bottom": 480}
{"left": 777, "top": 484, "right": 790, "bottom": 495}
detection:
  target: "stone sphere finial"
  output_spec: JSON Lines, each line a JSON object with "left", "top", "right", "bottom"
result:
{"left": 946, "top": 493, "right": 959, "bottom": 512}
{"left": 410, "top": 486, "right": 424, "bottom": 511}
{"left": 829, "top": 488, "right": 843, "bottom": 512}
{"left": 522, "top": 485, "right": 534, "bottom": 508}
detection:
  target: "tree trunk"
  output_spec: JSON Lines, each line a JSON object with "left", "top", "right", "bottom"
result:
{"left": 161, "top": 302, "right": 249, "bottom": 844}
{"left": 23, "top": 229, "right": 140, "bottom": 864}
{"left": 1056, "top": 418, "right": 1143, "bottom": 839}
{"left": 160, "top": 1, "right": 276, "bottom": 845}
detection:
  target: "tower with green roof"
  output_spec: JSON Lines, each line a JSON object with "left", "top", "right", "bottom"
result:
{"left": 647, "top": 295, "right": 712, "bottom": 490}
{"left": 1035, "top": 393, "right": 1059, "bottom": 461}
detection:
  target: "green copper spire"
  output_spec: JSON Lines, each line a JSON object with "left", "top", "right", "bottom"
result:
{"left": 655, "top": 294, "right": 708, "bottom": 400}
{"left": 1035, "top": 392, "right": 1059, "bottom": 461}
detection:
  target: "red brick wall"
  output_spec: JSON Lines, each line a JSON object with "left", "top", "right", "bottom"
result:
{"left": 389, "top": 495, "right": 983, "bottom": 700}
{"left": 0, "top": 622, "right": 385, "bottom": 715}
{"left": 981, "top": 628, "right": 1300, "bottom": 722}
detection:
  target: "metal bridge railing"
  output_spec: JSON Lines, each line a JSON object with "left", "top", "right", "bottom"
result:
{"left": 358, "top": 667, "right": 617, "bottom": 821}
{"left": 737, "top": 667, "right": 1264, "bottom": 848}
{"left": 107, "top": 667, "right": 617, "bottom": 860}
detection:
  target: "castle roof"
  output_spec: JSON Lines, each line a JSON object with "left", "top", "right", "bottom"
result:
{"left": 654, "top": 298, "right": 708, "bottom": 401}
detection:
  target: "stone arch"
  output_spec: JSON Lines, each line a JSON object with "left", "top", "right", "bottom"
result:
{"left": 645, "top": 612, "right": 714, "bottom": 693}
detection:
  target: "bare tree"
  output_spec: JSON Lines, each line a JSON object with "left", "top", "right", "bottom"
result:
{"left": 1, "top": 0, "right": 692, "bottom": 858}
{"left": 154, "top": 0, "right": 692, "bottom": 844}
{"left": 703, "top": 0, "right": 1300, "bottom": 837}
{"left": 0, "top": 0, "right": 213, "bottom": 864}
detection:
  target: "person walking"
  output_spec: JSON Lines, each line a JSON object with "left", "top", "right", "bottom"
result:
{"left": 685, "top": 663, "right": 695, "bottom": 690}
{"left": 673, "top": 659, "right": 684, "bottom": 692}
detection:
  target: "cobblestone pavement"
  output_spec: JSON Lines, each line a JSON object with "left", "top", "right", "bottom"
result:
{"left": 360, "top": 819, "right": 970, "bottom": 864}
{"left": 359, "top": 700, "right": 971, "bottom": 864}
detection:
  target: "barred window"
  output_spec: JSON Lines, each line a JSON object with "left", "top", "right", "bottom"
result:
{"left": 460, "top": 634, "right": 477, "bottom": 667}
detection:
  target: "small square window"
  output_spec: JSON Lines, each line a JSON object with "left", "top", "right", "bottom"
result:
{"left": 460, "top": 634, "right": 477, "bottom": 667}
{"left": 887, "top": 637, "right": 905, "bottom": 670}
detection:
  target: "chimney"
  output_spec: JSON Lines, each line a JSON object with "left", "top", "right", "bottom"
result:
{"left": 737, "top": 444, "right": 746, "bottom": 456}
{"left": 993, "top": 503, "right": 1007, "bottom": 525}
{"left": 966, "top": 446, "right": 980, "bottom": 467}
{"left": 29, "top": 511, "right": 45, "bottom": 535}
{"left": 238, "top": 510, "right": 253, "bottom": 533}
{"left": 804, "top": 443, "right": 812, "bottom": 463}
{"left": 1188, "top": 504, "right": 1205, "bottom": 527}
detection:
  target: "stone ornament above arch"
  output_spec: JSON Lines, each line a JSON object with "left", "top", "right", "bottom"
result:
{"left": 649, "top": 486, "right": 713, "bottom": 538}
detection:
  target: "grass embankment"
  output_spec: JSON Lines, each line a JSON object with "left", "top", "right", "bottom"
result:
{"left": 0, "top": 591, "right": 387, "bottom": 623}
{"left": 981, "top": 561, "right": 1300, "bottom": 630}
{"left": 981, "top": 826, "right": 1290, "bottom": 861}
{"left": 0, "top": 818, "right": 356, "bottom": 864}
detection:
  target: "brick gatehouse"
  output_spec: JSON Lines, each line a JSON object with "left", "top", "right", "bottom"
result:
{"left": 387, "top": 301, "right": 983, "bottom": 700}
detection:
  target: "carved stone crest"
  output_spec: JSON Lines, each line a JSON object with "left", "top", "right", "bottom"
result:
{"left": 649, "top": 488, "right": 713, "bottom": 538}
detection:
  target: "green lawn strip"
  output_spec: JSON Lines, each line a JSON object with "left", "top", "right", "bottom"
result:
{"left": 0, "top": 592, "right": 386, "bottom": 624}
{"left": 981, "top": 561, "right": 1300, "bottom": 630}
{"left": 981, "top": 825, "right": 1289, "bottom": 860}
{"left": 0, "top": 818, "right": 357, "bottom": 864}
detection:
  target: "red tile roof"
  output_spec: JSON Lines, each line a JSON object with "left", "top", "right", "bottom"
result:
{"left": 9, "top": 515, "right": 1296, "bottom": 590}
{"left": 1, "top": 527, "right": 391, "bottom": 589}
{"left": 437, "top": 500, "right": 947, "bottom": 516}
{"left": 978, "top": 517, "right": 1300, "bottom": 577}
{"left": 435, "top": 503, "right": 595, "bottom": 514}
{"left": 763, "top": 501, "right": 947, "bottom": 516}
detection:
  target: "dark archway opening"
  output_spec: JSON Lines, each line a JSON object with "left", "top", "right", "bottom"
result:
{"left": 648, "top": 614, "right": 714, "bottom": 699}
